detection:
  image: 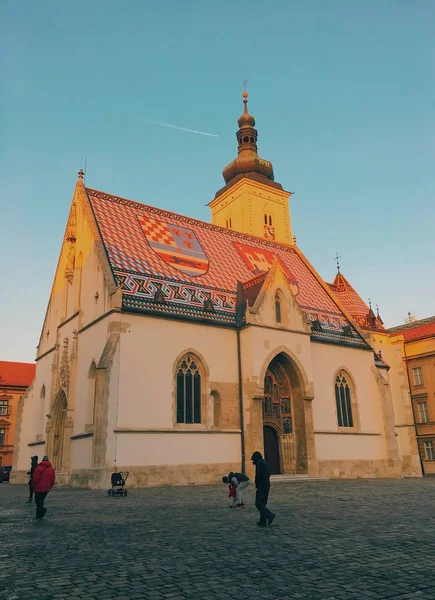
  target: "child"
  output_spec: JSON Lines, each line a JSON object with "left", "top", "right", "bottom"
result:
{"left": 222, "top": 472, "right": 250, "bottom": 508}
{"left": 228, "top": 481, "right": 237, "bottom": 507}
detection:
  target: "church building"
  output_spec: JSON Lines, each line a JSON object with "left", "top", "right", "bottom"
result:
{"left": 12, "top": 93, "right": 422, "bottom": 488}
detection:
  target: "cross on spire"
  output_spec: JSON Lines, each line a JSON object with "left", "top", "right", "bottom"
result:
{"left": 243, "top": 78, "right": 248, "bottom": 93}
{"left": 334, "top": 252, "right": 341, "bottom": 273}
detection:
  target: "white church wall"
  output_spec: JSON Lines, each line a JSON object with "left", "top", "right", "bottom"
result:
{"left": 13, "top": 385, "right": 36, "bottom": 474}
{"left": 79, "top": 243, "right": 111, "bottom": 330}
{"left": 114, "top": 314, "right": 238, "bottom": 431}
{"left": 73, "top": 318, "right": 113, "bottom": 436}
{"left": 114, "top": 432, "right": 240, "bottom": 467}
{"left": 239, "top": 326, "right": 313, "bottom": 392}
{"left": 71, "top": 437, "right": 93, "bottom": 469}
{"left": 314, "top": 433, "right": 383, "bottom": 460}
{"left": 311, "top": 342, "right": 383, "bottom": 437}
{"left": 14, "top": 345, "right": 58, "bottom": 475}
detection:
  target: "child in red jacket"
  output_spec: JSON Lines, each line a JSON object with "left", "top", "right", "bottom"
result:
{"left": 228, "top": 482, "right": 237, "bottom": 508}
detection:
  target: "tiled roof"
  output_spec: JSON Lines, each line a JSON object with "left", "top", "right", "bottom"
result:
{"left": 87, "top": 188, "right": 369, "bottom": 347}
{"left": 327, "top": 272, "right": 385, "bottom": 331}
{"left": 388, "top": 316, "right": 435, "bottom": 342}
{"left": 0, "top": 361, "right": 36, "bottom": 388}
{"left": 374, "top": 352, "right": 389, "bottom": 370}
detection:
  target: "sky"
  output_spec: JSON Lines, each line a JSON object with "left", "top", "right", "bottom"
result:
{"left": 1, "top": 0, "right": 434, "bottom": 363}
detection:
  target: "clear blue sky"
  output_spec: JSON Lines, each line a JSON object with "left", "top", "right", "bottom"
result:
{"left": 1, "top": 0, "right": 434, "bottom": 362}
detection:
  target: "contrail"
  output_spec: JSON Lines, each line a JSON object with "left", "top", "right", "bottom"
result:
{"left": 136, "top": 117, "right": 218, "bottom": 137}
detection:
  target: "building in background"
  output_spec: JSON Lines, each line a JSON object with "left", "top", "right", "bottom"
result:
{"left": 0, "top": 361, "right": 36, "bottom": 469}
{"left": 388, "top": 317, "right": 435, "bottom": 475}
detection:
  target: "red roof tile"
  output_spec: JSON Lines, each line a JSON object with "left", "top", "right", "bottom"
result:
{"left": 0, "top": 361, "right": 36, "bottom": 388}
{"left": 86, "top": 188, "right": 369, "bottom": 347}
{"left": 327, "top": 272, "right": 385, "bottom": 331}
{"left": 388, "top": 317, "right": 435, "bottom": 342}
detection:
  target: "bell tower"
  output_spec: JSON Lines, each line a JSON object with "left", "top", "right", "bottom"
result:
{"left": 209, "top": 91, "right": 293, "bottom": 244}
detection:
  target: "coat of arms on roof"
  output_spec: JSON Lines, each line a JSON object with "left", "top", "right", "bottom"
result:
{"left": 233, "top": 241, "right": 299, "bottom": 296}
{"left": 137, "top": 214, "right": 210, "bottom": 277}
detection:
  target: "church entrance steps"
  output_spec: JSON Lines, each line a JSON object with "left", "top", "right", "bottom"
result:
{"left": 271, "top": 474, "right": 329, "bottom": 483}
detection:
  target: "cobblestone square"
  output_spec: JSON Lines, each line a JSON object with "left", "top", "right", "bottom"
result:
{"left": 1, "top": 478, "right": 435, "bottom": 600}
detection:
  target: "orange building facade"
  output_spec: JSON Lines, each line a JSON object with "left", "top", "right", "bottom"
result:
{"left": 0, "top": 362, "right": 36, "bottom": 468}
{"left": 388, "top": 318, "right": 435, "bottom": 475}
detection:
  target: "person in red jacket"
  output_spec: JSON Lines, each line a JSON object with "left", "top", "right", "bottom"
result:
{"left": 32, "top": 456, "right": 56, "bottom": 519}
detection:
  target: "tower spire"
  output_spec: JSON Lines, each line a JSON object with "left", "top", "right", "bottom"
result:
{"left": 221, "top": 90, "right": 275, "bottom": 185}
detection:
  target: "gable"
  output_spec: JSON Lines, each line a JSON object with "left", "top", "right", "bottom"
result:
{"left": 328, "top": 272, "right": 384, "bottom": 331}
{"left": 87, "top": 187, "right": 368, "bottom": 347}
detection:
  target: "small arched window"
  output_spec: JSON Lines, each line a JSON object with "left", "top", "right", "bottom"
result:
{"left": 87, "top": 362, "right": 97, "bottom": 427}
{"left": 275, "top": 293, "right": 282, "bottom": 323}
{"left": 243, "top": 136, "right": 249, "bottom": 143}
{"left": 176, "top": 354, "right": 202, "bottom": 424}
{"left": 38, "top": 385, "right": 46, "bottom": 436}
{"left": 335, "top": 371, "right": 354, "bottom": 427}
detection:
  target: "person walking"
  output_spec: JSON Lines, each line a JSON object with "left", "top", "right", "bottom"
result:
{"left": 32, "top": 456, "right": 56, "bottom": 519}
{"left": 26, "top": 456, "right": 38, "bottom": 504}
{"left": 222, "top": 472, "right": 250, "bottom": 508}
{"left": 251, "top": 451, "right": 275, "bottom": 527}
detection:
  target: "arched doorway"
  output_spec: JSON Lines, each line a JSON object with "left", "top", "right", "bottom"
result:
{"left": 51, "top": 390, "right": 68, "bottom": 471}
{"left": 264, "top": 426, "right": 280, "bottom": 474}
{"left": 262, "top": 353, "right": 308, "bottom": 474}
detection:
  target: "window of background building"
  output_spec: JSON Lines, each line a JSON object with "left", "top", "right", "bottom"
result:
{"left": 264, "top": 214, "right": 273, "bottom": 226}
{"left": 424, "top": 440, "right": 435, "bottom": 461}
{"left": 225, "top": 217, "right": 232, "bottom": 229}
{"left": 413, "top": 367, "right": 424, "bottom": 386}
{"left": 0, "top": 400, "right": 8, "bottom": 416}
{"left": 418, "top": 401, "right": 429, "bottom": 423}
{"left": 0, "top": 428, "right": 5, "bottom": 446}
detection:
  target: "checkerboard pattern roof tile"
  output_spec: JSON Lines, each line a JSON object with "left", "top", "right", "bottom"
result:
{"left": 328, "top": 272, "right": 385, "bottom": 331}
{"left": 86, "top": 187, "right": 368, "bottom": 347}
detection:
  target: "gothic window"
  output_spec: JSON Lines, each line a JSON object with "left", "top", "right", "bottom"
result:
{"left": 176, "top": 354, "right": 202, "bottom": 424}
{"left": 275, "top": 293, "right": 282, "bottom": 323}
{"left": 225, "top": 217, "right": 232, "bottom": 229}
{"left": 335, "top": 371, "right": 354, "bottom": 427}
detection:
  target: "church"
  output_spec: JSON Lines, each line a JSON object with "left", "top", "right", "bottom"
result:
{"left": 12, "top": 92, "right": 422, "bottom": 488}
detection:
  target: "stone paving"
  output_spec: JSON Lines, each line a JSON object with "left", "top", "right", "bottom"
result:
{"left": 1, "top": 478, "right": 435, "bottom": 600}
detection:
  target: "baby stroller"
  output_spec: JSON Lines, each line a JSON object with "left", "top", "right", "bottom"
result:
{"left": 108, "top": 471, "right": 129, "bottom": 497}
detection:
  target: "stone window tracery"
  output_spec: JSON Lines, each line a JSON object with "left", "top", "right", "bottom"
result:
{"left": 264, "top": 364, "right": 292, "bottom": 433}
{"left": 335, "top": 371, "right": 354, "bottom": 427}
{"left": 176, "top": 354, "right": 202, "bottom": 424}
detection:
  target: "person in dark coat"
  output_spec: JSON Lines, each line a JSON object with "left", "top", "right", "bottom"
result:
{"left": 32, "top": 456, "right": 56, "bottom": 519}
{"left": 251, "top": 451, "right": 276, "bottom": 527}
{"left": 26, "top": 456, "right": 38, "bottom": 504}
